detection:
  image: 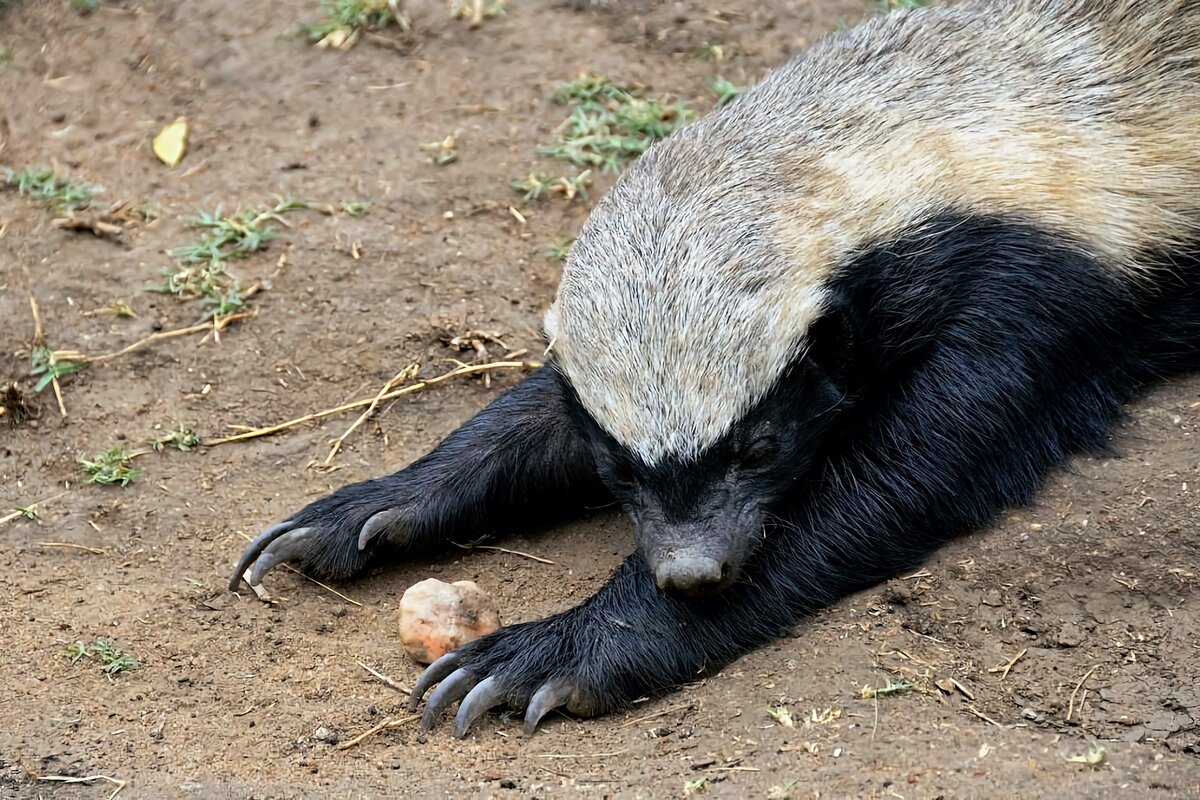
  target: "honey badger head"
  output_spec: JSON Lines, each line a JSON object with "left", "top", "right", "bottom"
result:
{"left": 544, "top": 132, "right": 848, "bottom": 598}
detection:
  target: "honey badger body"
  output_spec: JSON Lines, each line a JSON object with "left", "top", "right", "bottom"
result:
{"left": 233, "top": 0, "right": 1200, "bottom": 736}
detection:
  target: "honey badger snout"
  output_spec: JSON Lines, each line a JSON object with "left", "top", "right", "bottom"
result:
{"left": 640, "top": 515, "right": 750, "bottom": 597}
{"left": 652, "top": 553, "right": 733, "bottom": 596}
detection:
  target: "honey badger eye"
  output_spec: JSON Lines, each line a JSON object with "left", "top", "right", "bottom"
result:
{"left": 741, "top": 437, "right": 778, "bottom": 469}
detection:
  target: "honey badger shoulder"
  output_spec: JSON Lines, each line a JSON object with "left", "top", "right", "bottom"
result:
{"left": 234, "top": 0, "right": 1200, "bottom": 738}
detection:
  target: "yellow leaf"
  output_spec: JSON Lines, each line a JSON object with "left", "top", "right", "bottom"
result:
{"left": 152, "top": 117, "right": 189, "bottom": 167}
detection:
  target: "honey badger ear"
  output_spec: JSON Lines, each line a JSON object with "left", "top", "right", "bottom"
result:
{"left": 804, "top": 298, "right": 862, "bottom": 387}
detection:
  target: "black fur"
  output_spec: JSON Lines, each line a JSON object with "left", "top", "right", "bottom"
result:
{"left": 234, "top": 213, "right": 1200, "bottom": 730}
{"left": 251, "top": 365, "right": 607, "bottom": 582}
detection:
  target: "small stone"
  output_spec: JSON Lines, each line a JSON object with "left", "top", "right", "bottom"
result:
{"left": 313, "top": 726, "right": 339, "bottom": 744}
{"left": 398, "top": 578, "right": 501, "bottom": 664}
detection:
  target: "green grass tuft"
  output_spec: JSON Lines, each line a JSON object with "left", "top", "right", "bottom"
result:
{"left": 300, "top": 0, "right": 407, "bottom": 45}
{"left": 160, "top": 197, "right": 306, "bottom": 317}
{"left": 30, "top": 345, "right": 87, "bottom": 392}
{"left": 79, "top": 446, "right": 141, "bottom": 487}
{"left": 2, "top": 167, "right": 100, "bottom": 214}
{"left": 148, "top": 423, "right": 199, "bottom": 452}
{"left": 538, "top": 73, "right": 690, "bottom": 173}
{"left": 711, "top": 77, "right": 743, "bottom": 108}
{"left": 67, "top": 638, "right": 140, "bottom": 676}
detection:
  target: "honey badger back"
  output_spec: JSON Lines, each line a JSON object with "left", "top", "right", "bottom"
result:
{"left": 232, "top": 0, "right": 1200, "bottom": 737}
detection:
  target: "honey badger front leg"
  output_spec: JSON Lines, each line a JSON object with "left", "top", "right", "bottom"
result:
{"left": 229, "top": 365, "right": 607, "bottom": 590}
{"left": 408, "top": 306, "right": 1133, "bottom": 737}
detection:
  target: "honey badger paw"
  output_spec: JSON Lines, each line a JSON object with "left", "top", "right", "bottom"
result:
{"left": 228, "top": 481, "right": 417, "bottom": 591}
{"left": 409, "top": 613, "right": 622, "bottom": 739}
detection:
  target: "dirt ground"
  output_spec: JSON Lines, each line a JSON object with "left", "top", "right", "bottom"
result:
{"left": 1, "top": 1, "right": 1198, "bottom": 798}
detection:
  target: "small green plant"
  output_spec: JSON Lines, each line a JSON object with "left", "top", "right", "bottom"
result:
{"left": 340, "top": 200, "right": 372, "bottom": 216}
{"left": 511, "top": 170, "right": 591, "bottom": 203}
{"left": 0, "top": 46, "right": 13, "bottom": 67}
{"left": 538, "top": 73, "right": 690, "bottom": 173}
{"left": 148, "top": 423, "right": 199, "bottom": 452}
{"left": 67, "top": 638, "right": 140, "bottom": 676}
{"left": 694, "top": 42, "right": 732, "bottom": 62}
{"left": 2, "top": 167, "right": 100, "bottom": 214}
{"left": 160, "top": 198, "right": 306, "bottom": 317}
{"left": 859, "top": 678, "right": 915, "bottom": 699}
{"left": 69, "top": 0, "right": 102, "bottom": 10}
{"left": 543, "top": 239, "right": 573, "bottom": 261}
{"left": 12, "top": 505, "right": 38, "bottom": 520}
{"left": 712, "top": 77, "right": 743, "bottom": 108}
{"left": 104, "top": 298, "right": 136, "bottom": 318}
{"left": 79, "top": 446, "right": 142, "bottom": 486}
{"left": 30, "top": 345, "right": 87, "bottom": 392}
{"left": 300, "top": 0, "right": 408, "bottom": 48}
{"left": 420, "top": 133, "right": 459, "bottom": 166}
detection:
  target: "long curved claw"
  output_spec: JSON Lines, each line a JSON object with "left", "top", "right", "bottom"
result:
{"left": 420, "top": 668, "right": 478, "bottom": 732}
{"left": 248, "top": 527, "right": 315, "bottom": 586}
{"left": 408, "top": 652, "right": 462, "bottom": 712}
{"left": 358, "top": 508, "right": 405, "bottom": 551}
{"left": 227, "top": 520, "right": 296, "bottom": 591}
{"left": 523, "top": 679, "right": 573, "bottom": 736}
{"left": 453, "top": 676, "right": 506, "bottom": 739}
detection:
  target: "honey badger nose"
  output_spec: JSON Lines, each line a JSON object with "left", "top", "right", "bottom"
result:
{"left": 654, "top": 556, "right": 731, "bottom": 597}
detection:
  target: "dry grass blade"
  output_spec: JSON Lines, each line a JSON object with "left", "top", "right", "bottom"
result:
{"left": 988, "top": 647, "right": 1028, "bottom": 680}
{"left": 357, "top": 661, "right": 411, "bottom": 694}
{"left": 37, "top": 541, "right": 105, "bottom": 554}
{"left": 284, "top": 565, "right": 362, "bottom": 605}
{"left": 537, "top": 749, "right": 630, "bottom": 759}
{"left": 619, "top": 702, "right": 693, "bottom": 729}
{"left": 1067, "top": 665, "right": 1100, "bottom": 722}
{"left": 88, "top": 309, "right": 257, "bottom": 364}
{"left": 964, "top": 704, "right": 1003, "bottom": 727}
{"left": 336, "top": 714, "right": 420, "bottom": 750}
{"left": 38, "top": 773, "right": 126, "bottom": 800}
{"left": 240, "top": 569, "right": 274, "bottom": 603}
{"left": 28, "top": 296, "right": 67, "bottom": 417}
{"left": 206, "top": 360, "right": 541, "bottom": 446}
{"left": 452, "top": 542, "right": 555, "bottom": 564}
{"left": 324, "top": 364, "right": 419, "bottom": 464}
{"left": 0, "top": 490, "right": 70, "bottom": 525}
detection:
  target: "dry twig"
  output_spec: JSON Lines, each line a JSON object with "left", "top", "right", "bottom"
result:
{"left": 38, "top": 773, "right": 125, "bottom": 800}
{"left": 358, "top": 661, "right": 411, "bottom": 694}
{"left": 37, "top": 541, "right": 105, "bottom": 554}
{"left": 0, "top": 490, "right": 70, "bottom": 525}
{"left": 619, "top": 702, "right": 693, "bottom": 729}
{"left": 325, "top": 364, "right": 419, "bottom": 464}
{"left": 1067, "top": 665, "right": 1099, "bottom": 723}
{"left": 88, "top": 309, "right": 257, "bottom": 364}
{"left": 206, "top": 360, "right": 540, "bottom": 447}
{"left": 988, "top": 648, "right": 1027, "bottom": 680}
{"left": 29, "top": 296, "right": 67, "bottom": 417}
{"left": 336, "top": 714, "right": 420, "bottom": 750}
{"left": 452, "top": 542, "right": 555, "bottom": 564}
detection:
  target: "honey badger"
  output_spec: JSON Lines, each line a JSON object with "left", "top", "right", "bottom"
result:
{"left": 232, "top": 0, "right": 1200, "bottom": 737}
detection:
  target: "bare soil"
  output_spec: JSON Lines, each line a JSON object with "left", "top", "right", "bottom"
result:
{"left": 1, "top": 1, "right": 1197, "bottom": 798}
